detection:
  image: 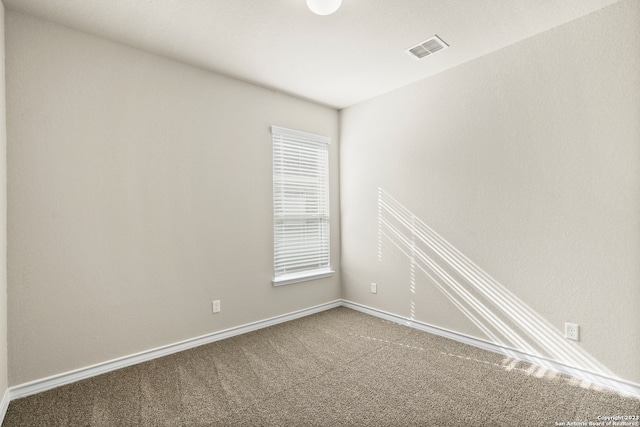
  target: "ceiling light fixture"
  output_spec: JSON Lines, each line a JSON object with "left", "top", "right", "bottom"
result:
{"left": 306, "top": 0, "right": 342, "bottom": 16}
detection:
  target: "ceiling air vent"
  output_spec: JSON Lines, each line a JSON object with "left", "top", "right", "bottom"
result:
{"left": 406, "top": 35, "right": 448, "bottom": 60}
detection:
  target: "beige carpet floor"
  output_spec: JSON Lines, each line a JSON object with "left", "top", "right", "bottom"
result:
{"left": 3, "top": 307, "right": 639, "bottom": 426}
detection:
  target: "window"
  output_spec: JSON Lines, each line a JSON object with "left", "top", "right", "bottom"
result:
{"left": 271, "top": 126, "right": 332, "bottom": 286}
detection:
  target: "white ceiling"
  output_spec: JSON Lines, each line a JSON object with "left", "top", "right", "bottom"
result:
{"left": 3, "top": 0, "right": 621, "bottom": 109}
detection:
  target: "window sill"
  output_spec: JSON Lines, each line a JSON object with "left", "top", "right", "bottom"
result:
{"left": 272, "top": 269, "right": 334, "bottom": 287}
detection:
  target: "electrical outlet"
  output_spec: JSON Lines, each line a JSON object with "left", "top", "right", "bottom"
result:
{"left": 212, "top": 300, "right": 221, "bottom": 314}
{"left": 565, "top": 322, "right": 579, "bottom": 341}
{"left": 371, "top": 283, "right": 377, "bottom": 294}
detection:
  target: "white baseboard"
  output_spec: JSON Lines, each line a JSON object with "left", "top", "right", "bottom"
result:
{"left": 0, "top": 388, "right": 10, "bottom": 423}
{"left": 341, "top": 300, "right": 640, "bottom": 399}
{"left": 5, "top": 297, "right": 639, "bottom": 418}
{"left": 9, "top": 299, "right": 342, "bottom": 401}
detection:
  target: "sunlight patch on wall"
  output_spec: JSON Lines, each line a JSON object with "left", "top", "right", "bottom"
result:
{"left": 376, "top": 188, "right": 614, "bottom": 384}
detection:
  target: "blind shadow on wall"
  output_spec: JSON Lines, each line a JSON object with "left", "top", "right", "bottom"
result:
{"left": 376, "top": 187, "right": 633, "bottom": 394}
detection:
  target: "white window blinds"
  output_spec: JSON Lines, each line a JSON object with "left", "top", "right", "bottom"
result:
{"left": 272, "top": 126, "right": 331, "bottom": 285}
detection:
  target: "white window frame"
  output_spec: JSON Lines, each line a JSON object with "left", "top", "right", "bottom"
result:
{"left": 271, "top": 125, "right": 333, "bottom": 286}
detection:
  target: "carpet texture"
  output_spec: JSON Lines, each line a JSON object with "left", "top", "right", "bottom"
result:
{"left": 3, "top": 307, "right": 639, "bottom": 426}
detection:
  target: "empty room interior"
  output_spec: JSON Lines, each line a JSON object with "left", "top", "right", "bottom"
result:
{"left": 0, "top": 0, "right": 639, "bottom": 425}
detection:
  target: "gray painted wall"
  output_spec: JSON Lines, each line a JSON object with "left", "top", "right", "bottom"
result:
{"left": 340, "top": 0, "right": 640, "bottom": 384}
{"left": 0, "top": 1, "right": 9, "bottom": 403}
{"left": 6, "top": 12, "right": 341, "bottom": 386}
